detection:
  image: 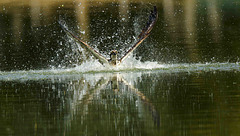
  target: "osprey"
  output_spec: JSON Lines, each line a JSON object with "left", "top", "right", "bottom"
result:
{"left": 59, "top": 6, "right": 158, "bottom": 66}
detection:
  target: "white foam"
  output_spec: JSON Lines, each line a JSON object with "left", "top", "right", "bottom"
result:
{"left": 70, "top": 54, "right": 165, "bottom": 72}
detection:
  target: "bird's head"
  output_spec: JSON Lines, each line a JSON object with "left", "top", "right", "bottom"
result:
{"left": 109, "top": 50, "right": 118, "bottom": 65}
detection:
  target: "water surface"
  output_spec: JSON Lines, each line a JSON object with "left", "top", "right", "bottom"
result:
{"left": 0, "top": 0, "right": 240, "bottom": 135}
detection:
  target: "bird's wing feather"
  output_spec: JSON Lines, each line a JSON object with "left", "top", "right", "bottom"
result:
{"left": 58, "top": 20, "right": 109, "bottom": 65}
{"left": 119, "top": 6, "right": 158, "bottom": 63}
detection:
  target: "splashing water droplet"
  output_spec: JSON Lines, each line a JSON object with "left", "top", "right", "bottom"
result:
{"left": 80, "top": 30, "right": 85, "bottom": 34}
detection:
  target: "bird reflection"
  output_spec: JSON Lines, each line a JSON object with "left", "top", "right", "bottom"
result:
{"left": 71, "top": 73, "right": 160, "bottom": 127}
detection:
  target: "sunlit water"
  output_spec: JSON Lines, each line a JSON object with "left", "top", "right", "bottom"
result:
{"left": 1, "top": 0, "right": 240, "bottom": 136}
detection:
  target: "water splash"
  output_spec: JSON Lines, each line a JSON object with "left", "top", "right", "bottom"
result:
{"left": 0, "top": 57, "right": 239, "bottom": 81}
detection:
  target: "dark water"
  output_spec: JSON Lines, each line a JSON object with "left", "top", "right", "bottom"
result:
{"left": 0, "top": 0, "right": 240, "bottom": 70}
{"left": 0, "top": 0, "right": 240, "bottom": 136}
{"left": 1, "top": 70, "right": 240, "bottom": 135}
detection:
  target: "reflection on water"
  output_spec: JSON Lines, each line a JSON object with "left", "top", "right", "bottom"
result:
{"left": 1, "top": 70, "right": 240, "bottom": 135}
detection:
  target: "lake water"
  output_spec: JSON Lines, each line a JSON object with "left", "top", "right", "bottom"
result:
{"left": 0, "top": 0, "right": 240, "bottom": 135}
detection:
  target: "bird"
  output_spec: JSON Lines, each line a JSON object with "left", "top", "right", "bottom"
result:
{"left": 59, "top": 6, "right": 158, "bottom": 66}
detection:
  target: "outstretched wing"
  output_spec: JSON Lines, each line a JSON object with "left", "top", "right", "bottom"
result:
{"left": 119, "top": 6, "right": 158, "bottom": 63}
{"left": 58, "top": 20, "right": 109, "bottom": 65}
